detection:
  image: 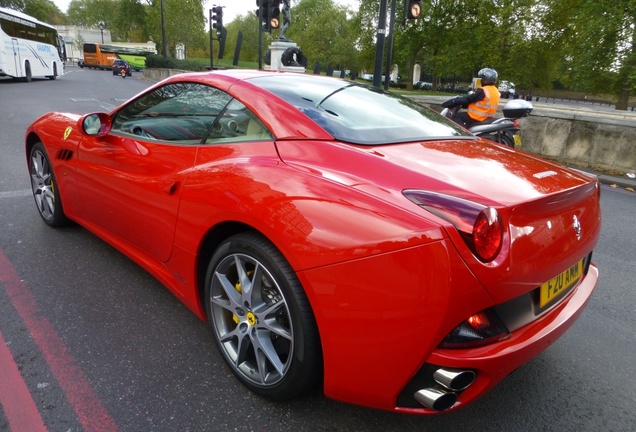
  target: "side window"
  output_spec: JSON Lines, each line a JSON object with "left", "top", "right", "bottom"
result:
{"left": 111, "top": 82, "right": 231, "bottom": 144}
{"left": 204, "top": 99, "right": 272, "bottom": 144}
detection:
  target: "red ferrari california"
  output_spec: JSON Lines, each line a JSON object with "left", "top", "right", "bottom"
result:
{"left": 26, "top": 70, "right": 600, "bottom": 414}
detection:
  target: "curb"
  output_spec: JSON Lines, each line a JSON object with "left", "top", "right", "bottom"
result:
{"left": 571, "top": 167, "right": 636, "bottom": 190}
{"left": 597, "top": 174, "right": 636, "bottom": 190}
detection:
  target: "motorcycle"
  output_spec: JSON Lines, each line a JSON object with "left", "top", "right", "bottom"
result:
{"left": 120, "top": 68, "right": 127, "bottom": 79}
{"left": 441, "top": 98, "right": 533, "bottom": 148}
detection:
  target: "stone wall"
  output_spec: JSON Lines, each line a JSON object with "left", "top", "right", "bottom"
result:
{"left": 518, "top": 107, "right": 636, "bottom": 173}
{"left": 143, "top": 68, "right": 190, "bottom": 82}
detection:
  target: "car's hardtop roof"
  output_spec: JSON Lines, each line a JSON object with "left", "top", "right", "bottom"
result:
{"left": 161, "top": 69, "right": 469, "bottom": 145}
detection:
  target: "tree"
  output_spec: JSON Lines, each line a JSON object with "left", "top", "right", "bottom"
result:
{"left": 286, "top": 0, "right": 361, "bottom": 73}
{"left": 0, "top": 0, "right": 25, "bottom": 10}
{"left": 113, "top": 0, "right": 150, "bottom": 42}
{"left": 357, "top": 0, "right": 582, "bottom": 96}
{"left": 1, "top": 0, "right": 67, "bottom": 24}
{"left": 67, "top": 0, "right": 116, "bottom": 28}
{"left": 145, "top": 0, "right": 207, "bottom": 57}
{"left": 67, "top": 0, "right": 150, "bottom": 42}
{"left": 556, "top": 0, "right": 636, "bottom": 110}
{"left": 222, "top": 12, "right": 264, "bottom": 64}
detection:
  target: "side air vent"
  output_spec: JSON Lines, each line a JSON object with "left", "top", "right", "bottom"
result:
{"left": 56, "top": 149, "right": 74, "bottom": 161}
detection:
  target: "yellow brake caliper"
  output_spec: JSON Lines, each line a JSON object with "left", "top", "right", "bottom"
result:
{"left": 232, "top": 270, "right": 253, "bottom": 324}
{"left": 232, "top": 280, "right": 242, "bottom": 324}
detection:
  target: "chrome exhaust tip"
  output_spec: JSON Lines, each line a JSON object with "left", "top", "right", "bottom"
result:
{"left": 433, "top": 368, "right": 476, "bottom": 391}
{"left": 414, "top": 388, "right": 457, "bottom": 411}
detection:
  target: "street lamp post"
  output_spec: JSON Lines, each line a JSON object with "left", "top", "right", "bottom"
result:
{"left": 160, "top": 0, "right": 167, "bottom": 57}
{"left": 373, "top": 0, "right": 388, "bottom": 88}
{"left": 98, "top": 21, "right": 104, "bottom": 43}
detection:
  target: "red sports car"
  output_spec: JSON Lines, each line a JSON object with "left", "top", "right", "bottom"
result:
{"left": 25, "top": 70, "right": 601, "bottom": 414}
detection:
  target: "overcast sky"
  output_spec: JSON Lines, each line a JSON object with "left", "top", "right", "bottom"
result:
{"left": 52, "top": 0, "right": 360, "bottom": 26}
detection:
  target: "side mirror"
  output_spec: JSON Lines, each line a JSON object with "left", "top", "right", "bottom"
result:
{"left": 80, "top": 113, "right": 112, "bottom": 136}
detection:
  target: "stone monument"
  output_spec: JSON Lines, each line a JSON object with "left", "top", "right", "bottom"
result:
{"left": 265, "top": 0, "right": 307, "bottom": 73}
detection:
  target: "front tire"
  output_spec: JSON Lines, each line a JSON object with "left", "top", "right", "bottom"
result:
{"left": 204, "top": 232, "right": 321, "bottom": 400}
{"left": 47, "top": 64, "right": 57, "bottom": 80}
{"left": 29, "top": 142, "right": 70, "bottom": 227}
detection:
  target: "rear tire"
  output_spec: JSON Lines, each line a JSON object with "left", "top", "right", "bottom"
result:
{"left": 484, "top": 133, "right": 515, "bottom": 148}
{"left": 497, "top": 133, "right": 515, "bottom": 148}
{"left": 204, "top": 232, "right": 322, "bottom": 400}
{"left": 23, "top": 61, "right": 32, "bottom": 82}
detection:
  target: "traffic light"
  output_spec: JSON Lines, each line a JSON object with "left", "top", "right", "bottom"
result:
{"left": 211, "top": 6, "right": 223, "bottom": 38}
{"left": 407, "top": 1, "right": 422, "bottom": 19}
{"left": 268, "top": 0, "right": 281, "bottom": 30}
{"left": 256, "top": 0, "right": 271, "bottom": 31}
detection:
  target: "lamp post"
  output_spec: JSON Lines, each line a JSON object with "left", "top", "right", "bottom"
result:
{"left": 160, "top": 0, "right": 167, "bottom": 57}
{"left": 373, "top": 0, "right": 388, "bottom": 88}
{"left": 98, "top": 21, "right": 104, "bottom": 43}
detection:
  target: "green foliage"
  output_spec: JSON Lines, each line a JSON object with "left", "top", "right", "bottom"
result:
{"left": 0, "top": 0, "right": 25, "bottom": 10}
{"left": 145, "top": 53, "right": 257, "bottom": 70}
{"left": 67, "top": 0, "right": 116, "bottom": 28}
{"left": 1, "top": 0, "right": 68, "bottom": 24}
{"left": 286, "top": 0, "right": 360, "bottom": 72}
{"left": 222, "top": 12, "right": 267, "bottom": 64}
{"left": 146, "top": 53, "right": 200, "bottom": 70}
{"left": 145, "top": 0, "right": 207, "bottom": 56}
{"left": 113, "top": 0, "right": 149, "bottom": 42}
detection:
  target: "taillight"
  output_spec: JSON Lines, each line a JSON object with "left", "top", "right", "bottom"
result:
{"left": 472, "top": 207, "right": 502, "bottom": 261}
{"left": 439, "top": 309, "right": 510, "bottom": 349}
{"left": 403, "top": 190, "right": 504, "bottom": 262}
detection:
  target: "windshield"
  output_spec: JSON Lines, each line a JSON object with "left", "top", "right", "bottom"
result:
{"left": 252, "top": 74, "right": 471, "bottom": 145}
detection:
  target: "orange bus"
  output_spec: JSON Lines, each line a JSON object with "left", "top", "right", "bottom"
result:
{"left": 79, "top": 43, "right": 155, "bottom": 71}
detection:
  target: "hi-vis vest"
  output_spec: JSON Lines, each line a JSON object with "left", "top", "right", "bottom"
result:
{"left": 467, "top": 85, "right": 500, "bottom": 121}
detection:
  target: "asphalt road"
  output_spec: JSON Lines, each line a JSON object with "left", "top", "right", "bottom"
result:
{"left": 0, "top": 66, "right": 635, "bottom": 432}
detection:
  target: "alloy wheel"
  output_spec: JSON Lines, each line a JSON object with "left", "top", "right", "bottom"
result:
{"left": 209, "top": 252, "right": 294, "bottom": 387}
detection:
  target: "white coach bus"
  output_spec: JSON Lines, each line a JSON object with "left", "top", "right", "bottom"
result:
{"left": 0, "top": 6, "right": 65, "bottom": 81}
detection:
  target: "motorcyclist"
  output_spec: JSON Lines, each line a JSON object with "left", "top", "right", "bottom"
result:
{"left": 442, "top": 68, "right": 501, "bottom": 127}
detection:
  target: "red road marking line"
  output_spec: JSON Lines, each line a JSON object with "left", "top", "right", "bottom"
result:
{"left": 0, "top": 330, "right": 47, "bottom": 432}
{"left": 0, "top": 248, "right": 118, "bottom": 432}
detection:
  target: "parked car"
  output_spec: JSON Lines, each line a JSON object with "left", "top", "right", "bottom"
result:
{"left": 111, "top": 59, "right": 131, "bottom": 76}
{"left": 498, "top": 80, "right": 516, "bottom": 98}
{"left": 414, "top": 81, "right": 433, "bottom": 90}
{"left": 25, "top": 70, "right": 601, "bottom": 415}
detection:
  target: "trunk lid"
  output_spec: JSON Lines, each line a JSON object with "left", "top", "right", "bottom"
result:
{"left": 277, "top": 138, "right": 601, "bottom": 304}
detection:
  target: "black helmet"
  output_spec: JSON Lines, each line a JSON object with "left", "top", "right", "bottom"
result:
{"left": 478, "top": 68, "right": 498, "bottom": 85}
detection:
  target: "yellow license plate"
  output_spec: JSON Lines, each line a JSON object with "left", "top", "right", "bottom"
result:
{"left": 539, "top": 260, "right": 583, "bottom": 308}
{"left": 513, "top": 134, "right": 522, "bottom": 147}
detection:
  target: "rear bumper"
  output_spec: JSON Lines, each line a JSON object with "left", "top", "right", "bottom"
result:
{"left": 395, "top": 263, "right": 598, "bottom": 414}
